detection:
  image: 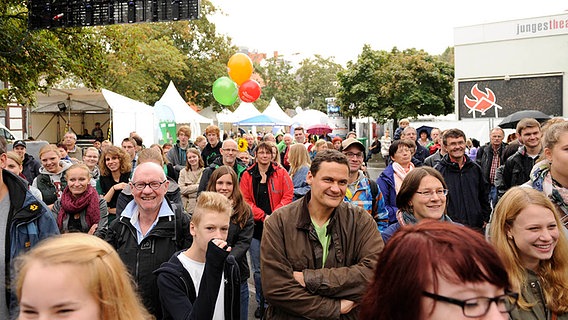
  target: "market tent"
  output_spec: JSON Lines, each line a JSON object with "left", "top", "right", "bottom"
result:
{"left": 200, "top": 106, "right": 234, "bottom": 124}
{"left": 262, "top": 97, "right": 292, "bottom": 125}
{"left": 291, "top": 109, "right": 329, "bottom": 128}
{"left": 34, "top": 87, "right": 109, "bottom": 113}
{"left": 232, "top": 102, "right": 260, "bottom": 122}
{"left": 237, "top": 114, "right": 291, "bottom": 126}
{"left": 102, "top": 89, "right": 155, "bottom": 146}
{"left": 156, "top": 81, "right": 213, "bottom": 124}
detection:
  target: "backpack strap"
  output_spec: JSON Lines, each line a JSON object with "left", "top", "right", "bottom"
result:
{"left": 368, "top": 179, "right": 379, "bottom": 219}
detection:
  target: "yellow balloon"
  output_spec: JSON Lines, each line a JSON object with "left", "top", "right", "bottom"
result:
{"left": 227, "top": 53, "right": 253, "bottom": 86}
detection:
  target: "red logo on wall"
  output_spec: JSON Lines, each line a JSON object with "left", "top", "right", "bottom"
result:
{"left": 463, "top": 84, "right": 502, "bottom": 118}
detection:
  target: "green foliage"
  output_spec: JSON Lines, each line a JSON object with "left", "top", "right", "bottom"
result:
{"left": 254, "top": 57, "right": 299, "bottom": 112}
{"left": 0, "top": 0, "right": 107, "bottom": 106}
{"left": 337, "top": 45, "right": 454, "bottom": 122}
{"left": 295, "top": 55, "right": 344, "bottom": 112}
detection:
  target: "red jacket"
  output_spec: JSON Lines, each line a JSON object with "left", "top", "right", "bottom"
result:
{"left": 240, "top": 162, "right": 293, "bottom": 222}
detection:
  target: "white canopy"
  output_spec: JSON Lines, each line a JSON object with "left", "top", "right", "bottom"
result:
{"left": 231, "top": 102, "right": 260, "bottom": 122}
{"left": 291, "top": 109, "right": 329, "bottom": 128}
{"left": 102, "top": 89, "right": 155, "bottom": 146}
{"left": 34, "top": 87, "right": 108, "bottom": 113}
{"left": 155, "top": 81, "right": 212, "bottom": 124}
{"left": 200, "top": 106, "right": 235, "bottom": 124}
{"left": 262, "top": 97, "right": 292, "bottom": 125}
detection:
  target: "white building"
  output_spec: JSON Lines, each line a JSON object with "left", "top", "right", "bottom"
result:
{"left": 454, "top": 12, "right": 568, "bottom": 124}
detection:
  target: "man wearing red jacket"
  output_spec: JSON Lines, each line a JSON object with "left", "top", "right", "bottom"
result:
{"left": 240, "top": 141, "right": 293, "bottom": 318}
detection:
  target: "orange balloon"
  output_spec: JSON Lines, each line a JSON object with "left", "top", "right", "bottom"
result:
{"left": 227, "top": 53, "right": 253, "bottom": 86}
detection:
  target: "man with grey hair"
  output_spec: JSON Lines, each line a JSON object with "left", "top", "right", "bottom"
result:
{"left": 101, "top": 162, "right": 191, "bottom": 318}
{"left": 263, "top": 133, "right": 276, "bottom": 142}
{"left": 279, "top": 133, "right": 294, "bottom": 171}
{"left": 63, "top": 131, "right": 83, "bottom": 161}
{"left": 401, "top": 126, "right": 428, "bottom": 165}
{"left": 0, "top": 136, "right": 59, "bottom": 318}
{"left": 198, "top": 139, "right": 248, "bottom": 193}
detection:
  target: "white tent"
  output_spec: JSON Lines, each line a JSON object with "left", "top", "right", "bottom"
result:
{"left": 291, "top": 109, "right": 329, "bottom": 128}
{"left": 231, "top": 102, "right": 260, "bottom": 122}
{"left": 102, "top": 89, "right": 155, "bottom": 146}
{"left": 155, "top": 81, "right": 212, "bottom": 139}
{"left": 199, "top": 106, "right": 235, "bottom": 124}
{"left": 34, "top": 87, "right": 109, "bottom": 114}
{"left": 262, "top": 97, "right": 292, "bottom": 125}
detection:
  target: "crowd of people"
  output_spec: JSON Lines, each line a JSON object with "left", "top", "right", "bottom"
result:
{"left": 0, "top": 118, "right": 567, "bottom": 320}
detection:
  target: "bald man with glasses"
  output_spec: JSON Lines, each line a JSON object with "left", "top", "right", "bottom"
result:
{"left": 198, "top": 139, "right": 248, "bottom": 194}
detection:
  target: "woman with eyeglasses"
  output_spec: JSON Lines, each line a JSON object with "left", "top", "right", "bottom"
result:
{"left": 381, "top": 167, "right": 453, "bottom": 243}
{"left": 360, "top": 220, "right": 518, "bottom": 320}
{"left": 489, "top": 187, "right": 568, "bottom": 320}
{"left": 83, "top": 147, "right": 100, "bottom": 187}
{"left": 377, "top": 139, "right": 416, "bottom": 224}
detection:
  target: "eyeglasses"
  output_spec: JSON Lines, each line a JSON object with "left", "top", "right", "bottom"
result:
{"left": 343, "top": 152, "right": 364, "bottom": 159}
{"left": 131, "top": 180, "right": 167, "bottom": 190}
{"left": 415, "top": 189, "right": 448, "bottom": 197}
{"left": 422, "top": 291, "right": 518, "bottom": 318}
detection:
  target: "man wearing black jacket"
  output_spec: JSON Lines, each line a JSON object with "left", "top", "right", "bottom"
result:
{"left": 475, "top": 127, "right": 507, "bottom": 208}
{"left": 435, "top": 129, "right": 491, "bottom": 230}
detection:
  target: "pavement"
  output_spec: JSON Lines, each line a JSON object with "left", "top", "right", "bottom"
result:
{"left": 245, "top": 155, "right": 387, "bottom": 319}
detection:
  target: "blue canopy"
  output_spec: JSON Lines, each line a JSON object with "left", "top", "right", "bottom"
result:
{"left": 236, "top": 114, "right": 291, "bottom": 126}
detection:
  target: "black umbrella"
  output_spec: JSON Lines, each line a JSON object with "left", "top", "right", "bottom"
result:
{"left": 498, "top": 110, "right": 552, "bottom": 129}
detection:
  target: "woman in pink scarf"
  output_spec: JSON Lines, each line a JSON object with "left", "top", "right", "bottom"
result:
{"left": 377, "top": 139, "right": 416, "bottom": 224}
{"left": 51, "top": 164, "right": 107, "bottom": 234}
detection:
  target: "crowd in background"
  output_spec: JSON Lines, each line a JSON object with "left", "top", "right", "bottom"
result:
{"left": 2, "top": 117, "right": 568, "bottom": 320}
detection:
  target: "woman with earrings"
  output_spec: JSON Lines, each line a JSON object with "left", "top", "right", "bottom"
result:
{"left": 381, "top": 167, "right": 453, "bottom": 243}
{"left": 490, "top": 187, "right": 568, "bottom": 320}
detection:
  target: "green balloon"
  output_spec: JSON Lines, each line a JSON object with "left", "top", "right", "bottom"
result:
{"left": 212, "top": 76, "right": 238, "bottom": 106}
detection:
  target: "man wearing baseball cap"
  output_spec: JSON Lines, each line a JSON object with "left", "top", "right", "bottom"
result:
{"left": 341, "top": 138, "right": 388, "bottom": 232}
{"left": 12, "top": 140, "right": 41, "bottom": 184}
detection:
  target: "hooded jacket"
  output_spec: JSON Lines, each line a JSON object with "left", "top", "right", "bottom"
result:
{"left": 3, "top": 169, "right": 59, "bottom": 315}
{"left": 154, "top": 242, "right": 241, "bottom": 320}
{"left": 21, "top": 153, "right": 41, "bottom": 184}
{"left": 434, "top": 154, "right": 491, "bottom": 229}
{"left": 32, "top": 160, "right": 73, "bottom": 205}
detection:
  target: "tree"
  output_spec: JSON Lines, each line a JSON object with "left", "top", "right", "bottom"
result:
{"left": 254, "top": 56, "right": 299, "bottom": 112}
{"left": 295, "top": 55, "right": 344, "bottom": 112}
{"left": 0, "top": 0, "right": 108, "bottom": 106}
{"left": 337, "top": 45, "right": 454, "bottom": 122}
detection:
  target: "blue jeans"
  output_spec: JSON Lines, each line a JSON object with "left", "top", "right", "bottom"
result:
{"left": 250, "top": 238, "right": 266, "bottom": 306}
{"left": 240, "top": 282, "right": 249, "bottom": 320}
{"left": 489, "top": 185, "right": 498, "bottom": 209}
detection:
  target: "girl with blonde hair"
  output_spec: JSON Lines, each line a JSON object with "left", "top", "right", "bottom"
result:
{"left": 288, "top": 143, "right": 311, "bottom": 200}
{"left": 15, "top": 233, "right": 152, "bottom": 320}
{"left": 490, "top": 187, "right": 568, "bottom": 319}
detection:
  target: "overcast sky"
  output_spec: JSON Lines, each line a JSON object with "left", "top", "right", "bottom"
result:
{"left": 209, "top": 0, "right": 567, "bottom": 65}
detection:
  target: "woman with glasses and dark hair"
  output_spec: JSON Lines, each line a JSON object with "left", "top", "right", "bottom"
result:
{"left": 360, "top": 220, "right": 518, "bottom": 320}
{"left": 377, "top": 139, "right": 416, "bottom": 224}
{"left": 381, "top": 166, "right": 453, "bottom": 243}
{"left": 489, "top": 187, "right": 568, "bottom": 320}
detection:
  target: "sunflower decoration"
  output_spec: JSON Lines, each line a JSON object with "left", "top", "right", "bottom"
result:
{"left": 238, "top": 138, "right": 248, "bottom": 152}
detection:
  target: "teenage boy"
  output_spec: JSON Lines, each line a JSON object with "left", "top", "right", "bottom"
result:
{"left": 155, "top": 191, "right": 240, "bottom": 320}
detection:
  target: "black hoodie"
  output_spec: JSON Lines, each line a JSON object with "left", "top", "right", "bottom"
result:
{"left": 154, "top": 241, "right": 240, "bottom": 320}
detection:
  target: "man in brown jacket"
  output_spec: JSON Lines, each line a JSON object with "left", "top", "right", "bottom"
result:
{"left": 260, "top": 150, "right": 384, "bottom": 319}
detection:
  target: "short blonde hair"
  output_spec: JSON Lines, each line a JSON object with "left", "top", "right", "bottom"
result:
{"left": 191, "top": 191, "right": 232, "bottom": 226}
{"left": 6, "top": 151, "right": 22, "bottom": 166}
{"left": 39, "top": 144, "right": 61, "bottom": 159}
{"left": 15, "top": 233, "right": 153, "bottom": 320}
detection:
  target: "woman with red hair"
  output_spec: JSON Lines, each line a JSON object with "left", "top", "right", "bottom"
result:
{"left": 360, "top": 220, "right": 517, "bottom": 320}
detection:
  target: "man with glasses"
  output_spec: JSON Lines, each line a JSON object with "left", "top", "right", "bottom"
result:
{"left": 198, "top": 139, "right": 247, "bottom": 193}
{"left": 341, "top": 138, "right": 388, "bottom": 232}
{"left": 240, "top": 141, "right": 293, "bottom": 318}
{"left": 101, "top": 162, "right": 192, "bottom": 319}
{"left": 434, "top": 129, "right": 491, "bottom": 231}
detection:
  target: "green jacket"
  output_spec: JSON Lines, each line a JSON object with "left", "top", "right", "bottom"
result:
{"left": 510, "top": 270, "right": 568, "bottom": 320}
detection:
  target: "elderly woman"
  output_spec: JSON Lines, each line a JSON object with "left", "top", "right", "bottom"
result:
{"left": 96, "top": 146, "right": 131, "bottom": 223}
{"left": 490, "top": 187, "right": 568, "bottom": 320}
{"left": 32, "top": 144, "right": 73, "bottom": 208}
{"left": 376, "top": 139, "right": 416, "bottom": 224}
{"left": 381, "top": 167, "right": 453, "bottom": 243}
{"left": 51, "top": 164, "right": 107, "bottom": 234}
